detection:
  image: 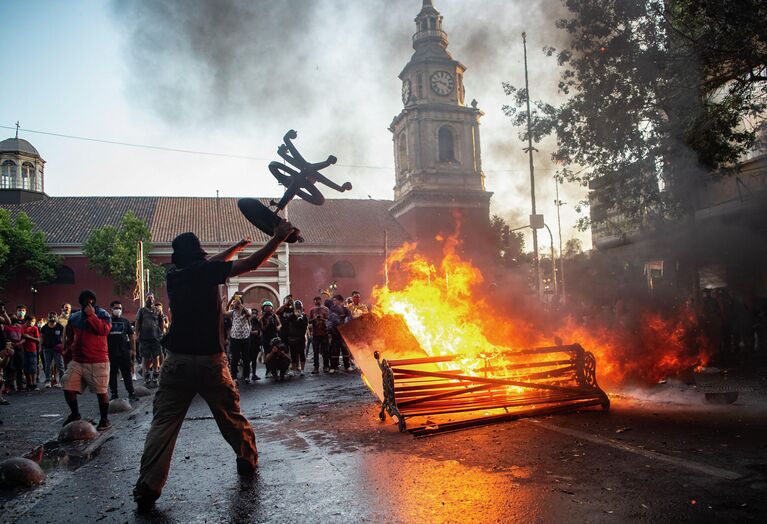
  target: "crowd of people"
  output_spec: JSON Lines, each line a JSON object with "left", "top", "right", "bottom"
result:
{"left": 0, "top": 288, "right": 372, "bottom": 406}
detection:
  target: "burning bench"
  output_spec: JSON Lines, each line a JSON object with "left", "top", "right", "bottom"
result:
{"left": 340, "top": 315, "right": 610, "bottom": 436}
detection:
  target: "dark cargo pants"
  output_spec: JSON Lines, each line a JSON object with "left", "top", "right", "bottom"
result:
{"left": 135, "top": 351, "right": 257, "bottom": 498}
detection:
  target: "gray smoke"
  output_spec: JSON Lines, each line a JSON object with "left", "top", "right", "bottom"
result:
{"left": 110, "top": 0, "right": 578, "bottom": 237}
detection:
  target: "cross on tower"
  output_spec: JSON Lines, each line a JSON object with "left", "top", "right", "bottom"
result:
{"left": 15, "top": 121, "right": 20, "bottom": 139}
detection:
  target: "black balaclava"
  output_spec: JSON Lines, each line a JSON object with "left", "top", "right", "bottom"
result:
{"left": 171, "top": 232, "right": 208, "bottom": 268}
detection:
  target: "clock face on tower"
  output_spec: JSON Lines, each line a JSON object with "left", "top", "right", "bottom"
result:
{"left": 430, "top": 71, "right": 454, "bottom": 96}
{"left": 402, "top": 79, "right": 412, "bottom": 104}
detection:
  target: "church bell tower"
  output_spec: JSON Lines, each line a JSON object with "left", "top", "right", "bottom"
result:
{"left": 389, "top": 0, "right": 492, "bottom": 252}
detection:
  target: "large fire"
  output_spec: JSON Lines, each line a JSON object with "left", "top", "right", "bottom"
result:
{"left": 371, "top": 236, "right": 713, "bottom": 390}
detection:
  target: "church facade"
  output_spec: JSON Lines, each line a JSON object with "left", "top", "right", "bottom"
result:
{"left": 0, "top": 0, "right": 492, "bottom": 317}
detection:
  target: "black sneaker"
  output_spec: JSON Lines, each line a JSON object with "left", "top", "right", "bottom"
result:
{"left": 311, "top": 368, "right": 319, "bottom": 375}
{"left": 63, "top": 413, "right": 82, "bottom": 426}
{"left": 236, "top": 457, "right": 257, "bottom": 476}
{"left": 133, "top": 486, "right": 160, "bottom": 513}
{"left": 96, "top": 419, "right": 112, "bottom": 431}
{"left": 252, "top": 374, "right": 261, "bottom": 381}
{"left": 128, "top": 393, "right": 140, "bottom": 402}
{"left": 110, "top": 394, "right": 119, "bottom": 401}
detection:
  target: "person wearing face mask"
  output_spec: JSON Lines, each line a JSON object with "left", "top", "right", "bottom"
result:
{"left": 40, "top": 312, "right": 65, "bottom": 388}
{"left": 22, "top": 315, "right": 41, "bottom": 391}
{"left": 108, "top": 300, "right": 138, "bottom": 401}
{"left": 61, "top": 290, "right": 113, "bottom": 430}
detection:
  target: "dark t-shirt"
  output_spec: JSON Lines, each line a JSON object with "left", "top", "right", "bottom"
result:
{"left": 108, "top": 317, "right": 134, "bottom": 355}
{"left": 40, "top": 323, "right": 64, "bottom": 348}
{"left": 136, "top": 307, "right": 163, "bottom": 342}
{"left": 261, "top": 312, "right": 279, "bottom": 343}
{"left": 165, "top": 259, "right": 233, "bottom": 355}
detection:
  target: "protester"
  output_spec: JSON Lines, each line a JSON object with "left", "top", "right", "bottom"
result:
{"left": 134, "top": 222, "right": 295, "bottom": 511}
{"left": 260, "top": 301, "right": 280, "bottom": 376}
{"left": 40, "top": 312, "right": 65, "bottom": 388}
{"left": 265, "top": 336, "right": 291, "bottom": 381}
{"left": 0, "top": 340, "right": 13, "bottom": 405}
{"left": 135, "top": 293, "right": 164, "bottom": 386}
{"left": 21, "top": 315, "right": 41, "bottom": 391}
{"left": 328, "top": 294, "right": 352, "bottom": 373}
{"left": 108, "top": 300, "right": 138, "bottom": 401}
{"left": 349, "top": 291, "right": 371, "bottom": 319}
{"left": 248, "top": 308, "right": 262, "bottom": 381}
{"left": 308, "top": 296, "right": 330, "bottom": 374}
{"left": 227, "top": 297, "right": 252, "bottom": 385}
{"left": 61, "top": 290, "right": 113, "bottom": 430}
{"left": 276, "top": 295, "right": 294, "bottom": 344}
{"left": 286, "top": 300, "right": 308, "bottom": 376}
{"left": 3, "top": 309, "right": 26, "bottom": 391}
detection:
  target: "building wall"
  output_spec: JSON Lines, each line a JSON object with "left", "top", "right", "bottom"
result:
{"left": 288, "top": 252, "right": 386, "bottom": 303}
{"left": 2, "top": 251, "right": 387, "bottom": 321}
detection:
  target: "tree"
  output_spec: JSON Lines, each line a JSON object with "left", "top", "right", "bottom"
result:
{"left": 490, "top": 215, "right": 526, "bottom": 267}
{"left": 83, "top": 211, "right": 165, "bottom": 296}
{"left": 0, "top": 209, "right": 60, "bottom": 291}
{"left": 504, "top": 0, "right": 767, "bottom": 232}
{"left": 563, "top": 238, "right": 583, "bottom": 259}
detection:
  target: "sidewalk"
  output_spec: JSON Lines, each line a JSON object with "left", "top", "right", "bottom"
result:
{"left": 1, "top": 380, "right": 144, "bottom": 459}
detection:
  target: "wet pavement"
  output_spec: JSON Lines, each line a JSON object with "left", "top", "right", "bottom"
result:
{"left": 1, "top": 370, "right": 767, "bottom": 523}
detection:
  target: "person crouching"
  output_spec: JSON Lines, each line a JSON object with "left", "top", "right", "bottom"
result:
{"left": 265, "top": 337, "right": 291, "bottom": 381}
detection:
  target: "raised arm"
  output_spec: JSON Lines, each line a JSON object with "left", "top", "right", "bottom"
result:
{"left": 230, "top": 222, "right": 296, "bottom": 277}
{"left": 210, "top": 237, "right": 251, "bottom": 263}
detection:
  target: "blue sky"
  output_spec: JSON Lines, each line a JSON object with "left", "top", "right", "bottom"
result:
{"left": 0, "top": 0, "right": 591, "bottom": 249}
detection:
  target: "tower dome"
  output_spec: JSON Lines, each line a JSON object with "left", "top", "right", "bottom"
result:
{"left": 0, "top": 134, "right": 46, "bottom": 202}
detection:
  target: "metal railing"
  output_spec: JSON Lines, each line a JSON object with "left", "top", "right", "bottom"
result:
{"left": 413, "top": 29, "right": 447, "bottom": 43}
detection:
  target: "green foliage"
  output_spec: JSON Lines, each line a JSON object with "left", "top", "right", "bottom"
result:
{"left": 490, "top": 215, "right": 527, "bottom": 267}
{"left": 504, "top": 0, "right": 767, "bottom": 232}
{"left": 563, "top": 238, "right": 583, "bottom": 259}
{"left": 83, "top": 211, "right": 165, "bottom": 296}
{"left": 0, "top": 209, "right": 60, "bottom": 290}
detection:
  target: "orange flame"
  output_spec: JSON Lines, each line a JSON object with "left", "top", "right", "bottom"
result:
{"left": 372, "top": 237, "right": 712, "bottom": 389}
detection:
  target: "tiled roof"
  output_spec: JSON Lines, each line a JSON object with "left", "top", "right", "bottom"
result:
{"left": 1, "top": 196, "right": 410, "bottom": 248}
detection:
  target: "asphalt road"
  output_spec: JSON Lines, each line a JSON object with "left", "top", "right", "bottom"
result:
{"left": 1, "top": 371, "right": 766, "bottom": 523}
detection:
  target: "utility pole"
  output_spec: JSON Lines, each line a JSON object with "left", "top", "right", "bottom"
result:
{"left": 522, "top": 32, "right": 541, "bottom": 301}
{"left": 554, "top": 180, "right": 566, "bottom": 304}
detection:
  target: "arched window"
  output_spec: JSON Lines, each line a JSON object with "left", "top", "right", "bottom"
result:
{"left": 22, "top": 162, "right": 35, "bottom": 191}
{"left": 438, "top": 126, "right": 455, "bottom": 162}
{"left": 332, "top": 260, "right": 356, "bottom": 278}
{"left": 51, "top": 265, "right": 75, "bottom": 285}
{"left": 1, "top": 160, "right": 16, "bottom": 188}
{"left": 241, "top": 286, "right": 278, "bottom": 310}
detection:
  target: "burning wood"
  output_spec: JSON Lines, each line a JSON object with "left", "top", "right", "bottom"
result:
{"left": 340, "top": 315, "right": 609, "bottom": 436}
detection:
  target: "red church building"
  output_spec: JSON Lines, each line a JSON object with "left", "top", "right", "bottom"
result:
{"left": 1, "top": 0, "right": 492, "bottom": 317}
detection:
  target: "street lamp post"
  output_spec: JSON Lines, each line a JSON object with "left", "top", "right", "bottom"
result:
{"left": 554, "top": 180, "right": 566, "bottom": 304}
{"left": 30, "top": 285, "right": 38, "bottom": 315}
{"left": 522, "top": 32, "right": 541, "bottom": 301}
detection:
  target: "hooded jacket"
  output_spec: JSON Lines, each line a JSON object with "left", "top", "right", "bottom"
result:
{"left": 65, "top": 308, "right": 112, "bottom": 364}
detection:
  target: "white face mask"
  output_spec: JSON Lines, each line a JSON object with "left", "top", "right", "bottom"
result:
{"left": 112, "top": 308, "right": 123, "bottom": 317}
{"left": 17, "top": 310, "right": 26, "bottom": 319}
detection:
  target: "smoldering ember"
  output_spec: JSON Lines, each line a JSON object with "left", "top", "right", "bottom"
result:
{"left": 0, "top": 0, "right": 766, "bottom": 522}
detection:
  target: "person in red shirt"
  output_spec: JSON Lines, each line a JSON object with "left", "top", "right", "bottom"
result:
{"left": 61, "top": 290, "right": 112, "bottom": 430}
{"left": 22, "top": 316, "right": 41, "bottom": 391}
{"left": 2, "top": 308, "right": 25, "bottom": 392}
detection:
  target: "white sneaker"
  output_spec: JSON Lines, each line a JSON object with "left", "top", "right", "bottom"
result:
{"left": 44, "top": 381, "right": 51, "bottom": 389}
{"left": 329, "top": 369, "right": 336, "bottom": 374}
{"left": 244, "top": 377, "right": 251, "bottom": 385}
{"left": 54, "top": 383, "right": 63, "bottom": 389}
{"left": 131, "top": 373, "right": 138, "bottom": 380}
